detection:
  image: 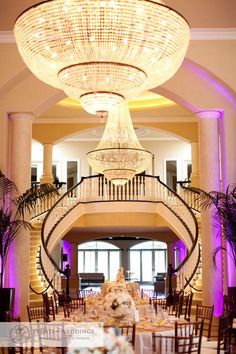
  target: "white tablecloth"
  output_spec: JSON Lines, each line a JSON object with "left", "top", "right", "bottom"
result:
{"left": 135, "top": 328, "right": 174, "bottom": 354}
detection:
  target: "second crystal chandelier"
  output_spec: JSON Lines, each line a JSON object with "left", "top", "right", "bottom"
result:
{"left": 87, "top": 102, "right": 152, "bottom": 186}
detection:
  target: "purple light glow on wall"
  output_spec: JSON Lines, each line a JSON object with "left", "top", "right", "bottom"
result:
{"left": 184, "top": 61, "right": 236, "bottom": 108}
{"left": 62, "top": 240, "right": 73, "bottom": 270}
{"left": 174, "top": 240, "right": 187, "bottom": 268}
{"left": 212, "top": 215, "right": 224, "bottom": 316}
{"left": 7, "top": 245, "right": 19, "bottom": 316}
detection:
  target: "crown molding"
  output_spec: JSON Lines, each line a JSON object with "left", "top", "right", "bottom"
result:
{"left": 1, "top": 28, "right": 236, "bottom": 43}
{"left": 0, "top": 31, "right": 15, "bottom": 43}
{"left": 190, "top": 28, "right": 236, "bottom": 40}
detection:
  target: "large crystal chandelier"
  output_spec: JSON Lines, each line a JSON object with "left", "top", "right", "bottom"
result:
{"left": 14, "top": 0, "right": 190, "bottom": 116}
{"left": 87, "top": 102, "right": 152, "bottom": 185}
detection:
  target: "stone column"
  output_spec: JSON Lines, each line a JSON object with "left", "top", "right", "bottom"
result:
{"left": 190, "top": 141, "right": 200, "bottom": 187}
{"left": 40, "top": 143, "right": 53, "bottom": 184}
{"left": 8, "top": 112, "right": 35, "bottom": 320}
{"left": 198, "top": 110, "right": 223, "bottom": 316}
{"left": 219, "top": 109, "right": 236, "bottom": 289}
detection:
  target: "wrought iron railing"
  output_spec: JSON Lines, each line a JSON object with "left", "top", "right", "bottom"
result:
{"left": 177, "top": 181, "right": 201, "bottom": 212}
{"left": 30, "top": 182, "right": 66, "bottom": 220}
{"left": 38, "top": 175, "right": 201, "bottom": 293}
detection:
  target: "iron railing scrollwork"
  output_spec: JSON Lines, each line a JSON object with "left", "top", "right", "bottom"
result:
{"left": 37, "top": 175, "right": 201, "bottom": 293}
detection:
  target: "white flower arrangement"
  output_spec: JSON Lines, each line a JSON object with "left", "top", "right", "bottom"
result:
{"left": 103, "top": 291, "right": 136, "bottom": 322}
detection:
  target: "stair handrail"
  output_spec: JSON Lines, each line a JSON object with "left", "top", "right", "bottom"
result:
{"left": 177, "top": 181, "right": 201, "bottom": 212}
{"left": 39, "top": 177, "right": 89, "bottom": 290}
{"left": 39, "top": 175, "right": 200, "bottom": 292}
{"left": 30, "top": 182, "right": 66, "bottom": 220}
{"left": 156, "top": 177, "right": 200, "bottom": 289}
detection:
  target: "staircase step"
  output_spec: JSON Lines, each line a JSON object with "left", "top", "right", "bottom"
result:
{"left": 30, "top": 279, "right": 43, "bottom": 286}
{"left": 30, "top": 274, "right": 41, "bottom": 281}
{"left": 30, "top": 293, "right": 44, "bottom": 301}
{"left": 29, "top": 223, "right": 45, "bottom": 306}
{"left": 30, "top": 299, "right": 44, "bottom": 307}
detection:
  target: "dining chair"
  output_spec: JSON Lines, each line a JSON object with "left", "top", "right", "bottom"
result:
{"left": 176, "top": 292, "right": 193, "bottom": 321}
{"left": 186, "top": 292, "right": 193, "bottom": 321}
{"left": 63, "top": 298, "right": 86, "bottom": 317}
{"left": 152, "top": 333, "right": 193, "bottom": 353}
{"left": 148, "top": 290, "right": 158, "bottom": 304}
{"left": 104, "top": 323, "right": 136, "bottom": 348}
{"left": 175, "top": 320, "right": 204, "bottom": 354}
{"left": 195, "top": 304, "right": 214, "bottom": 340}
{"left": 27, "top": 305, "right": 47, "bottom": 322}
{"left": 53, "top": 290, "right": 65, "bottom": 314}
{"left": 42, "top": 293, "right": 55, "bottom": 321}
{"left": 168, "top": 289, "right": 183, "bottom": 316}
{"left": 201, "top": 310, "right": 234, "bottom": 354}
{"left": 76, "top": 289, "right": 94, "bottom": 298}
{"left": 119, "top": 323, "right": 136, "bottom": 348}
{"left": 224, "top": 294, "right": 236, "bottom": 318}
{"left": 37, "top": 322, "right": 66, "bottom": 353}
{"left": 153, "top": 298, "right": 167, "bottom": 312}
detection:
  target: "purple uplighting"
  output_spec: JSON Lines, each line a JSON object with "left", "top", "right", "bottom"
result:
{"left": 62, "top": 240, "right": 73, "bottom": 269}
{"left": 184, "top": 60, "right": 236, "bottom": 108}
{"left": 7, "top": 244, "right": 19, "bottom": 316}
{"left": 174, "top": 240, "right": 187, "bottom": 268}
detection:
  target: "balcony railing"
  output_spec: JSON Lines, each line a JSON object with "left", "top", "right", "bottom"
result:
{"left": 35, "top": 175, "right": 200, "bottom": 294}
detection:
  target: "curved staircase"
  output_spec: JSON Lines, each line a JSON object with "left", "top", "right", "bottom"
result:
{"left": 29, "top": 175, "right": 202, "bottom": 304}
{"left": 29, "top": 221, "right": 45, "bottom": 305}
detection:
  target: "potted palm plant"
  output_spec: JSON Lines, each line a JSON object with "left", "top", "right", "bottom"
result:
{"left": 190, "top": 185, "right": 236, "bottom": 296}
{"left": 0, "top": 170, "right": 59, "bottom": 320}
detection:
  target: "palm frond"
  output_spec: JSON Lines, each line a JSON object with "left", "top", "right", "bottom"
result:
{"left": 0, "top": 173, "right": 60, "bottom": 286}
{"left": 14, "top": 183, "right": 59, "bottom": 217}
{"left": 0, "top": 170, "right": 17, "bottom": 208}
{"left": 191, "top": 184, "right": 236, "bottom": 267}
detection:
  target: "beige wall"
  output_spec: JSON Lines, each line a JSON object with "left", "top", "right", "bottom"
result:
{"left": 32, "top": 138, "right": 191, "bottom": 182}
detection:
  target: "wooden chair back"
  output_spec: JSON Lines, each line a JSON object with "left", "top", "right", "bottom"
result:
{"left": 152, "top": 333, "right": 193, "bottom": 353}
{"left": 63, "top": 298, "right": 86, "bottom": 318}
{"left": 27, "top": 305, "right": 46, "bottom": 322}
{"left": 153, "top": 298, "right": 167, "bottom": 312}
{"left": 195, "top": 304, "right": 214, "bottom": 340}
{"left": 42, "top": 293, "right": 55, "bottom": 321}
{"left": 175, "top": 320, "right": 204, "bottom": 354}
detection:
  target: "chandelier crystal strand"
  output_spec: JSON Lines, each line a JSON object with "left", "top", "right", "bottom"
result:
{"left": 14, "top": 0, "right": 190, "bottom": 114}
{"left": 87, "top": 102, "right": 153, "bottom": 186}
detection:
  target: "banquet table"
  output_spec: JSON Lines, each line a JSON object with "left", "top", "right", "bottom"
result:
{"left": 55, "top": 291, "right": 187, "bottom": 354}
{"left": 134, "top": 318, "right": 184, "bottom": 354}
{"left": 57, "top": 312, "right": 185, "bottom": 354}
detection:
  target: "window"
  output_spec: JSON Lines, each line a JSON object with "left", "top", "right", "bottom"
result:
{"left": 31, "top": 166, "right": 37, "bottom": 182}
{"left": 78, "top": 241, "right": 120, "bottom": 280}
{"left": 165, "top": 160, "right": 177, "bottom": 191}
{"left": 129, "top": 241, "right": 167, "bottom": 282}
{"left": 67, "top": 161, "right": 78, "bottom": 190}
{"left": 187, "top": 163, "right": 192, "bottom": 180}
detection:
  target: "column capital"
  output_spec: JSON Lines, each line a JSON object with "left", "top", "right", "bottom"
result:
{"left": 196, "top": 109, "right": 222, "bottom": 120}
{"left": 8, "top": 112, "right": 35, "bottom": 122}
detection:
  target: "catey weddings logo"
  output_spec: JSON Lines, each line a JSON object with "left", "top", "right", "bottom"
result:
{"left": 10, "top": 324, "right": 30, "bottom": 344}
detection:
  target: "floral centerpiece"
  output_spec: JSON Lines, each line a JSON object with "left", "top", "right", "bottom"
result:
{"left": 103, "top": 287, "right": 136, "bottom": 324}
{"left": 100, "top": 268, "right": 137, "bottom": 324}
{"left": 101, "top": 268, "right": 140, "bottom": 299}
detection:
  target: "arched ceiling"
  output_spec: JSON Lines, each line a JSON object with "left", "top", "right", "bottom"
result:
{"left": 1, "top": 0, "right": 236, "bottom": 144}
